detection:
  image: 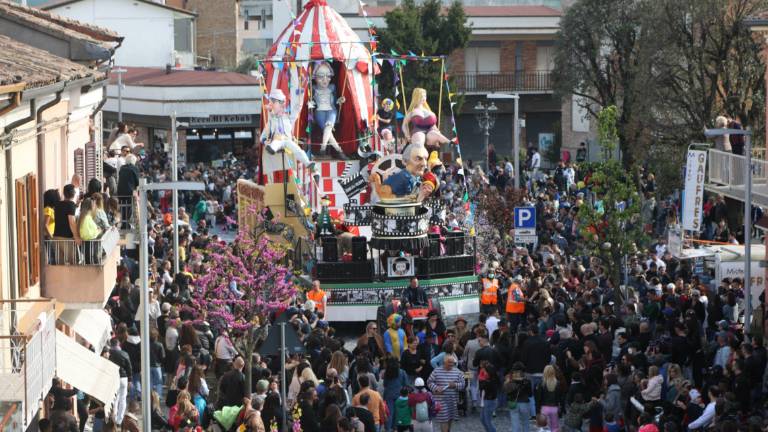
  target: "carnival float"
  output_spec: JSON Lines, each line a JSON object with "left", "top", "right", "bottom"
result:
{"left": 248, "top": 0, "right": 480, "bottom": 322}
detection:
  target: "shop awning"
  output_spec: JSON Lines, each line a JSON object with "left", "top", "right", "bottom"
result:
{"left": 55, "top": 330, "right": 119, "bottom": 418}
{"left": 58, "top": 309, "right": 112, "bottom": 354}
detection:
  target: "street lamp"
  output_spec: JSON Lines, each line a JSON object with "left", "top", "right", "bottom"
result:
{"left": 475, "top": 101, "right": 497, "bottom": 170}
{"left": 138, "top": 179, "right": 205, "bottom": 432}
{"left": 488, "top": 93, "right": 521, "bottom": 188}
{"left": 704, "top": 127, "right": 754, "bottom": 334}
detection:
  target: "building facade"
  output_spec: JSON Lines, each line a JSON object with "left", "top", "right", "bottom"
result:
{"left": 42, "top": 0, "right": 197, "bottom": 68}
{"left": 0, "top": 3, "right": 122, "bottom": 429}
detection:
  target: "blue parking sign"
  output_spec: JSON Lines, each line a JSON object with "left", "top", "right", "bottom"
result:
{"left": 514, "top": 207, "right": 536, "bottom": 230}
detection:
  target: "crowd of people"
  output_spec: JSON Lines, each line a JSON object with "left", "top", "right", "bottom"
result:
{"left": 39, "top": 119, "right": 768, "bottom": 432}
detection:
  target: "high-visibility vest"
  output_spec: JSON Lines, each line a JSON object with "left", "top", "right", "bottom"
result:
{"left": 480, "top": 278, "right": 499, "bottom": 305}
{"left": 506, "top": 283, "right": 525, "bottom": 314}
{"left": 307, "top": 288, "right": 327, "bottom": 313}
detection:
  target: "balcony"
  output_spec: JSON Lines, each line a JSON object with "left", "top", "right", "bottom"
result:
{"left": 453, "top": 71, "right": 553, "bottom": 94}
{"left": 0, "top": 300, "right": 56, "bottom": 431}
{"left": 42, "top": 228, "right": 120, "bottom": 309}
{"left": 705, "top": 148, "right": 768, "bottom": 207}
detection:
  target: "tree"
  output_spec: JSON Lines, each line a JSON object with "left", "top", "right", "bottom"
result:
{"left": 554, "top": 0, "right": 766, "bottom": 172}
{"left": 476, "top": 187, "right": 526, "bottom": 263}
{"left": 553, "top": 0, "right": 653, "bottom": 166}
{"left": 376, "top": 0, "right": 471, "bottom": 115}
{"left": 649, "top": 0, "right": 766, "bottom": 146}
{"left": 189, "top": 211, "right": 296, "bottom": 395}
{"left": 576, "top": 108, "right": 647, "bottom": 302}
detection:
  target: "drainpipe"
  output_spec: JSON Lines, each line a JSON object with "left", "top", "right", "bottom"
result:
{"left": 35, "top": 91, "right": 63, "bottom": 292}
{"left": 3, "top": 99, "right": 36, "bottom": 314}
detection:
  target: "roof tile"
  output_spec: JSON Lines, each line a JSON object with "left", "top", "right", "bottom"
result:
{"left": 109, "top": 67, "right": 262, "bottom": 87}
{"left": 0, "top": 34, "right": 104, "bottom": 89}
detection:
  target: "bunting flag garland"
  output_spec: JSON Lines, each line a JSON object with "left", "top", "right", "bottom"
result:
{"left": 440, "top": 61, "right": 470, "bottom": 202}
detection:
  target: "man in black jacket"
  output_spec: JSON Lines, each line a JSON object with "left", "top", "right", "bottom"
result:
{"left": 520, "top": 325, "right": 551, "bottom": 375}
{"left": 218, "top": 356, "right": 247, "bottom": 408}
{"left": 346, "top": 393, "right": 376, "bottom": 432}
{"left": 117, "top": 154, "right": 140, "bottom": 227}
{"left": 108, "top": 339, "right": 132, "bottom": 426}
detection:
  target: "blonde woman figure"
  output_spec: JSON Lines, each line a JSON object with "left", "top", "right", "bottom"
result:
{"left": 402, "top": 88, "right": 450, "bottom": 152}
{"left": 537, "top": 365, "right": 562, "bottom": 432}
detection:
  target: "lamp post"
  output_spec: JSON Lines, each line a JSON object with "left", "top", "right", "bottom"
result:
{"left": 474, "top": 100, "right": 497, "bottom": 170}
{"left": 138, "top": 179, "right": 205, "bottom": 431}
{"left": 488, "top": 93, "right": 521, "bottom": 188}
{"left": 113, "top": 68, "right": 127, "bottom": 122}
{"left": 169, "top": 113, "right": 190, "bottom": 274}
{"left": 704, "top": 127, "right": 753, "bottom": 334}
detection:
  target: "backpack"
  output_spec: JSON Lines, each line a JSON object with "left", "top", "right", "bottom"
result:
{"left": 415, "top": 400, "right": 429, "bottom": 422}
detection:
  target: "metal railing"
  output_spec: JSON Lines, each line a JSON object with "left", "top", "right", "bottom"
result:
{"left": 707, "top": 149, "right": 768, "bottom": 187}
{"left": 115, "top": 195, "right": 137, "bottom": 232}
{"left": 0, "top": 300, "right": 56, "bottom": 431}
{"left": 453, "top": 71, "right": 553, "bottom": 93}
{"left": 44, "top": 227, "right": 120, "bottom": 266}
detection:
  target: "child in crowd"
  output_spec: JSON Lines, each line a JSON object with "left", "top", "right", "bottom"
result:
{"left": 395, "top": 387, "right": 413, "bottom": 432}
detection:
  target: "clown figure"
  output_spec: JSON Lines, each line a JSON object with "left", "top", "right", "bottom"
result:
{"left": 308, "top": 62, "right": 346, "bottom": 158}
{"left": 383, "top": 313, "right": 407, "bottom": 360}
{"left": 260, "top": 89, "right": 315, "bottom": 175}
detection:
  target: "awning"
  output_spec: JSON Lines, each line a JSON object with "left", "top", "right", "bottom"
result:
{"left": 58, "top": 309, "right": 112, "bottom": 353}
{"left": 55, "top": 330, "right": 119, "bottom": 418}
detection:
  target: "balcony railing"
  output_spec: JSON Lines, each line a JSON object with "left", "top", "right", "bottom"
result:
{"left": 705, "top": 149, "right": 768, "bottom": 207}
{"left": 0, "top": 300, "right": 56, "bottom": 431}
{"left": 453, "top": 71, "right": 553, "bottom": 93}
{"left": 42, "top": 228, "right": 120, "bottom": 309}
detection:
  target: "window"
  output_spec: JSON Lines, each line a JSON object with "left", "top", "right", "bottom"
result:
{"left": 174, "top": 18, "right": 193, "bottom": 53}
{"left": 464, "top": 47, "right": 500, "bottom": 74}
{"left": 536, "top": 45, "right": 555, "bottom": 72}
{"left": 15, "top": 173, "right": 39, "bottom": 297}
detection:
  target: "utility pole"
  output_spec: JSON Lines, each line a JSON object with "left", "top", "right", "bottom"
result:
{"left": 113, "top": 68, "right": 127, "bottom": 122}
{"left": 139, "top": 180, "right": 204, "bottom": 431}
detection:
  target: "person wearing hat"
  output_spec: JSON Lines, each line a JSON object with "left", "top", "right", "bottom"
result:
{"left": 408, "top": 377, "right": 435, "bottom": 432}
{"left": 260, "top": 88, "right": 315, "bottom": 180}
{"left": 480, "top": 261, "right": 502, "bottom": 315}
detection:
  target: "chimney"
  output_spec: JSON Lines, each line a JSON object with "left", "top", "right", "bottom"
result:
{"left": 166, "top": 64, "right": 172, "bottom": 74}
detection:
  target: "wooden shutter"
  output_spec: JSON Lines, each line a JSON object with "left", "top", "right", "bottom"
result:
{"left": 15, "top": 179, "right": 29, "bottom": 297}
{"left": 27, "top": 174, "right": 39, "bottom": 285}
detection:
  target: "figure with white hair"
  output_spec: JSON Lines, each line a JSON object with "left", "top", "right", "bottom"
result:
{"left": 307, "top": 61, "right": 347, "bottom": 158}
{"left": 260, "top": 89, "right": 315, "bottom": 179}
{"left": 117, "top": 152, "right": 140, "bottom": 226}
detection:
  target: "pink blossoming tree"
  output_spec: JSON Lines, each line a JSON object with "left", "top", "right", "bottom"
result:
{"left": 190, "top": 210, "right": 297, "bottom": 394}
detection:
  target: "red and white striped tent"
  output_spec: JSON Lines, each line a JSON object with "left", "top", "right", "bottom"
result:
{"left": 264, "top": 0, "right": 376, "bottom": 156}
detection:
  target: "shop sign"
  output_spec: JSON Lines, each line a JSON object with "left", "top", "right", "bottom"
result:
{"left": 188, "top": 114, "right": 253, "bottom": 127}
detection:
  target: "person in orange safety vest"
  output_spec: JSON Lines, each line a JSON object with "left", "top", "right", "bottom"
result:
{"left": 480, "top": 273, "right": 500, "bottom": 315}
{"left": 506, "top": 280, "right": 525, "bottom": 331}
{"left": 306, "top": 279, "right": 328, "bottom": 317}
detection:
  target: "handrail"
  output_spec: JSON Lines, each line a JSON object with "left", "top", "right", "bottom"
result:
{"left": 453, "top": 71, "right": 553, "bottom": 93}
{"left": 44, "top": 227, "right": 119, "bottom": 266}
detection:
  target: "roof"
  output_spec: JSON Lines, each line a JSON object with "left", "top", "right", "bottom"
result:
{"left": 108, "top": 67, "right": 261, "bottom": 87}
{"left": 0, "top": 34, "right": 105, "bottom": 89}
{"left": 361, "top": 4, "right": 561, "bottom": 17}
{"left": 0, "top": 1, "right": 122, "bottom": 46}
{"left": 41, "top": 0, "right": 197, "bottom": 17}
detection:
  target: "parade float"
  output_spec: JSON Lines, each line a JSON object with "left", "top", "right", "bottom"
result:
{"left": 255, "top": 0, "right": 479, "bottom": 322}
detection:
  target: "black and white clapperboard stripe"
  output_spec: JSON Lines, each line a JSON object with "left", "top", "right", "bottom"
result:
{"left": 339, "top": 161, "right": 368, "bottom": 199}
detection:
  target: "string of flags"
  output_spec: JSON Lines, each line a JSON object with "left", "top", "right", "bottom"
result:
{"left": 440, "top": 61, "right": 470, "bottom": 206}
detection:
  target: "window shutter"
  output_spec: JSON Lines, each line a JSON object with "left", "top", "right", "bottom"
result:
{"left": 15, "top": 179, "right": 29, "bottom": 297}
{"left": 27, "top": 174, "right": 39, "bottom": 285}
{"left": 74, "top": 148, "right": 85, "bottom": 185}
